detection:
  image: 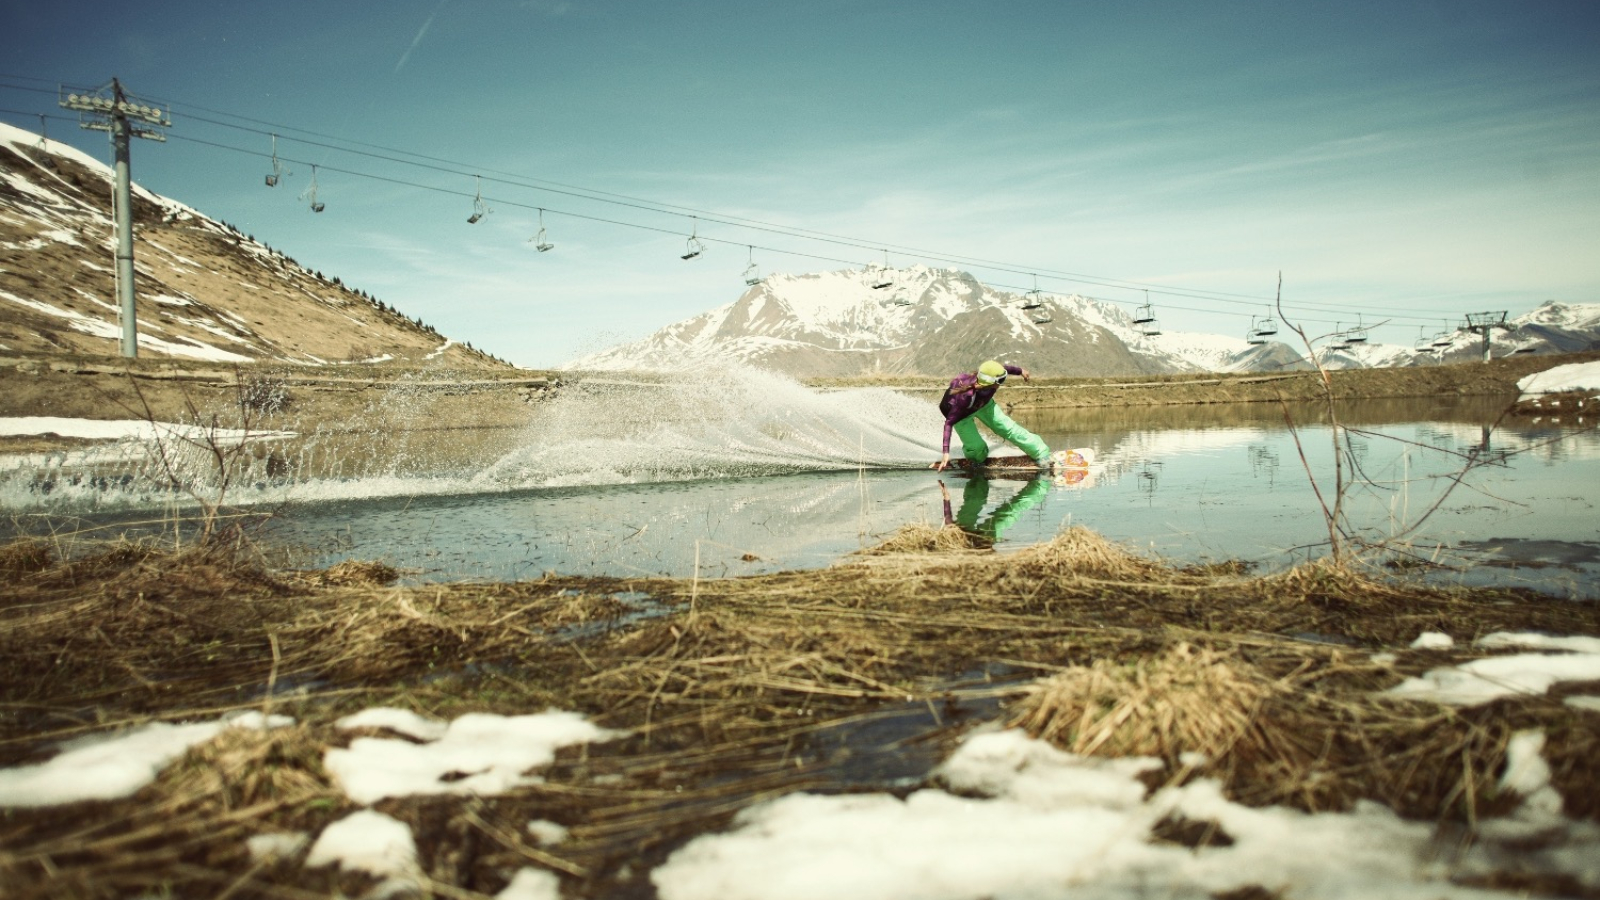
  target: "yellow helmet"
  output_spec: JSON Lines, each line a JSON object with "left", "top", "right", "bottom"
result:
{"left": 976, "top": 360, "right": 1007, "bottom": 385}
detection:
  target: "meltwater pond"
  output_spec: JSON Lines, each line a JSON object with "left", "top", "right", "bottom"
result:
{"left": 256, "top": 396, "right": 1598, "bottom": 593}
{"left": 4, "top": 373, "right": 1597, "bottom": 594}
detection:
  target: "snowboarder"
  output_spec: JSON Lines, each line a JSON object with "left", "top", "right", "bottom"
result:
{"left": 931, "top": 360, "right": 1052, "bottom": 471}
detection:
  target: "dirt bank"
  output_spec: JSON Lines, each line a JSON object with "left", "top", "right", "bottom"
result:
{"left": 842, "top": 350, "right": 1600, "bottom": 410}
{"left": 0, "top": 353, "right": 556, "bottom": 455}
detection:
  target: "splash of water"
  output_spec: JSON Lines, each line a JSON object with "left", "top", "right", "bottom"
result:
{"left": 474, "top": 364, "right": 934, "bottom": 488}
{"left": 0, "top": 364, "right": 943, "bottom": 514}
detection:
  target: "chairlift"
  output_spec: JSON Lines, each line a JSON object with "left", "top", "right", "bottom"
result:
{"left": 467, "top": 176, "right": 490, "bottom": 224}
{"left": 1250, "top": 312, "right": 1278, "bottom": 339}
{"left": 1344, "top": 314, "right": 1368, "bottom": 344}
{"left": 1021, "top": 274, "right": 1044, "bottom": 310}
{"left": 1031, "top": 311, "right": 1053, "bottom": 325}
{"left": 1430, "top": 329, "right": 1454, "bottom": 349}
{"left": 742, "top": 246, "right": 761, "bottom": 286}
{"left": 1413, "top": 327, "right": 1433, "bottom": 353}
{"left": 264, "top": 134, "right": 290, "bottom": 187}
{"left": 681, "top": 219, "right": 705, "bottom": 260}
{"left": 870, "top": 249, "right": 896, "bottom": 288}
{"left": 300, "top": 165, "right": 325, "bottom": 213}
{"left": 528, "top": 208, "right": 554, "bottom": 252}
{"left": 1132, "top": 293, "right": 1160, "bottom": 335}
{"left": 1247, "top": 326, "right": 1266, "bottom": 346}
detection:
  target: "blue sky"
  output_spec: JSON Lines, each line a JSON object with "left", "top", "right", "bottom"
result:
{"left": 3, "top": 0, "right": 1597, "bottom": 368}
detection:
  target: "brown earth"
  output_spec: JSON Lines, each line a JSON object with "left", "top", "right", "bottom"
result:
{"left": 824, "top": 349, "right": 1600, "bottom": 410}
{"left": 1, "top": 527, "right": 1597, "bottom": 900}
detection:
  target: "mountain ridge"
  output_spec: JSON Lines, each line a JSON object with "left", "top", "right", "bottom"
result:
{"left": 566, "top": 265, "right": 1599, "bottom": 378}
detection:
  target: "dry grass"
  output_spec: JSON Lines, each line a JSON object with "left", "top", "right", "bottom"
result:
{"left": 2, "top": 527, "right": 1598, "bottom": 898}
{"left": 1007, "top": 642, "right": 1278, "bottom": 760}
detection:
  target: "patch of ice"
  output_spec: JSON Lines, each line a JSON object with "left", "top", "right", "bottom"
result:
{"left": 1409, "top": 631, "right": 1454, "bottom": 650}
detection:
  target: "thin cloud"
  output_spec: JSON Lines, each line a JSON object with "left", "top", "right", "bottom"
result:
{"left": 395, "top": 0, "right": 450, "bottom": 74}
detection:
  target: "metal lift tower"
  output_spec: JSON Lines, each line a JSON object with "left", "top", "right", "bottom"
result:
{"left": 59, "top": 79, "right": 169, "bottom": 358}
{"left": 1463, "top": 311, "right": 1513, "bottom": 362}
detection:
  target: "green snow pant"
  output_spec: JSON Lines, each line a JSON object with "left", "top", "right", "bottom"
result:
{"left": 953, "top": 399, "right": 1050, "bottom": 464}
{"left": 957, "top": 476, "right": 1051, "bottom": 541}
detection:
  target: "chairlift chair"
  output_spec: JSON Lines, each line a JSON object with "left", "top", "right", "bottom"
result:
{"left": 300, "top": 165, "right": 325, "bottom": 213}
{"left": 264, "top": 134, "right": 289, "bottom": 188}
{"left": 1022, "top": 275, "right": 1044, "bottom": 310}
{"left": 1133, "top": 297, "right": 1161, "bottom": 335}
{"left": 528, "top": 209, "right": 554, "bottom": 252}
{"left": 681, "top": 219, "right": 705, "bottom": 260}
{"left": 1250, "top": 313, "right": 1278, "bottom": 339}
{"left": 1247, "top": 326, "right": 1266, "bottom": 346}
{"left": 1413, "top": 328, "right": 1433, "bottom": 353}
{"left": 467, "top": 176, "right": 490, "bottom": 224}
{"left": 869, "top": 251, "right": 894, "bottom": 289}
{"left": 742, "top": 246, "right": 761, "bottom": 285}
{"left": 1344, "top": 316, "right": 1368, "bottom": 344}
{"left": 1031, "top": 312, "right": 1053, "bottom": 325}
{"left": 1430, "top": 330, "right": 1454, "bottom": 349}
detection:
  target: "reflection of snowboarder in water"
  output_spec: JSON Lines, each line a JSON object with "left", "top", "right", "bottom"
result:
{"left": 931, "top": 360, "right": 1052, "bottom": 472}
{"left": 939, "top": 476, "right": 1051, "bottom": 541}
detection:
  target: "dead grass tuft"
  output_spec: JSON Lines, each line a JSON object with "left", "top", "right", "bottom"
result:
{"left": 1006, "top": 526, "right": 1169, "bottom": 581}
{"left": 1007, "top": 642, "right": 1277, "bottom": 761}
{"left": 0, "top": 538, "right": 53, "bottom": 579}
{"left": 853, "top": 522, "right": 991, "bottom": 555}
{"left": 318, "top": 558, "right": 400, "bottom": 586}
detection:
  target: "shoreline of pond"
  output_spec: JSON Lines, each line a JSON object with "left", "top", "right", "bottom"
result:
{"left": 2, "top": 351, "right": 1595, "bottom": 459}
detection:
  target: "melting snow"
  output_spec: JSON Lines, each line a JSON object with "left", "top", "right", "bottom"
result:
{"left": 651, "top": 726, "right": 1598, "bottom": 900}
{"left": 305, "top": 808, "right": 421, "bottom": 885}
{"left": 1387, "top": 631, "right": 1600, "bottom": 706}
{"left": 0, "top": 712, "right": 292, "bottom": 808}
{"left": 325, "top": 709, "right": 624, "bottom": 805}
{"left": 1518, "top": 360, "right": 1600, "bottom": 396}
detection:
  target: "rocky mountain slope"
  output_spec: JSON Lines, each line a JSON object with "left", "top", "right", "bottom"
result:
{"left": 0, "top": 122, "right": 504, "bottom": 368}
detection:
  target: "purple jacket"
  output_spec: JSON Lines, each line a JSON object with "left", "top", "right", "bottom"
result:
{"left": 938, "top": 363, "right": 1023, "bottom": 453}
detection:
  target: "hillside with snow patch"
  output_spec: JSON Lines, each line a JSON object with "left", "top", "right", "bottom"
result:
{"left": 0, "top": 122, "right": 502, "bottom": 367}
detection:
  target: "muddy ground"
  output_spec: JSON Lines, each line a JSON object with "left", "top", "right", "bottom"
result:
{"left": 2, "top": 527, "right": 1599, "bottom": 900}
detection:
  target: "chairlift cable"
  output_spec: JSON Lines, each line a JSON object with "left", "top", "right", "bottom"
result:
{"left": 0, "top": 86, "right": 1515, "bottom": 335}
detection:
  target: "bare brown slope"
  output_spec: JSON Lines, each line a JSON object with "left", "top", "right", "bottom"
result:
{"left": 0, "top": 134, "right": 505, "bottom": 369}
